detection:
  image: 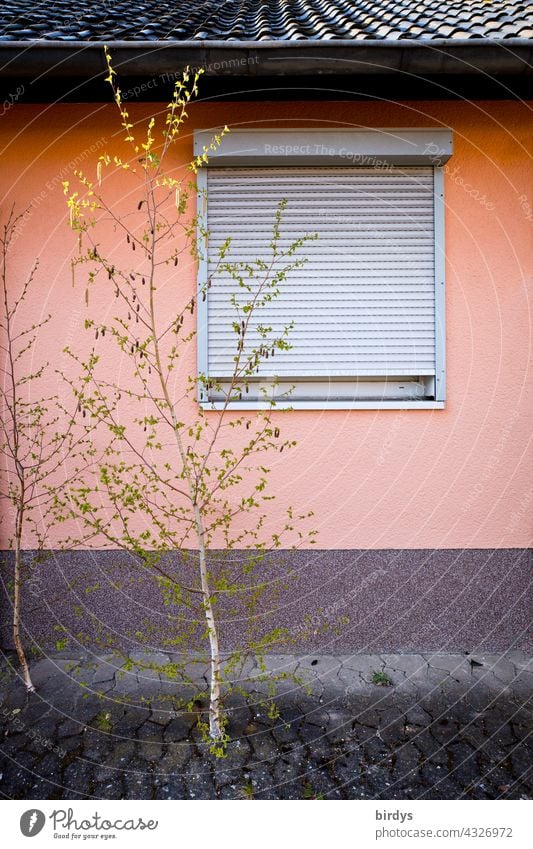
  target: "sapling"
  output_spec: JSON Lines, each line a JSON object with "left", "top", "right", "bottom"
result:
{"left": 0, "top": 206, "right": 96, "bottom": 691}
{"left": 60, "top": 52, "right": 316, "bottom": 750}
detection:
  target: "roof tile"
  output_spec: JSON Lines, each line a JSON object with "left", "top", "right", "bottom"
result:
{"left": 0, "top": 0, "right": 530, "bottom": 42}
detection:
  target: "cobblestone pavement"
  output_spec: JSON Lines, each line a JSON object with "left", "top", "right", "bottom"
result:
{"left": 0, "top": 652, "right": 531, "bottom": 800}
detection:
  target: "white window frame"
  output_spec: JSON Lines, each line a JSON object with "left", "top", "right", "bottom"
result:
{"left": 195, "top": 128, "right": 451, "bottom": 410}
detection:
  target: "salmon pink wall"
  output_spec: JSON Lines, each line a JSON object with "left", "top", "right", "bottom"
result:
{"left": 0, "top": 99, "right": 531, "bottom": 550}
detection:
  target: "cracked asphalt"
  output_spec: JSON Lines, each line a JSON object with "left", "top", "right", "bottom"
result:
{"left": 0, "top": 651, "right": 531, "bottom": 800}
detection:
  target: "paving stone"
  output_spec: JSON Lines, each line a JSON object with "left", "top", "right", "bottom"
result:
{"left": 483, "top": 764, "right": 515, "bottom": 792}
{"left": 36, "top": 750, "right": 63, "bottom": 784}
{"left": 293, "top": 696, "right": 326, "bottom": 724}
{"left": 113, "top": 670, "right": 142, "bottom": 696}
{"left": 92, "top": 660, "right": 119, "bottom": 685}
{"left": 343, "top": 655, "right": 387, "bottom": 679}
{"left": 472, "top": 671, "right": 512, "bottom": 693}
{"left": 378, "top": 707, "right": 407, "bottom": 744}
{"left": 25, "top": 658, "right": 64, "bottom": 688}
{"left": 355, "top": 707, "right": 381, "bottom": 729}
{"left": 94, "top": 741, "right": 134, "bottom": 780}
{"left": 242, "top": 766, "right": 278, "bottom": 799}
{"left": 89, "top": 679, "right": 117, "bottom": 697}
{"left": 112, "top": 706, "right": 150, "bottom": 734}
{"left": 211, "top": 765, "right": 236, "bottom": 790}
{"left": 511, "top": 727, "right": 532, "bottom": 756}
{"left": 180, "top": 763, "right": 216, "bottom": 799}
{"left": 93, "top": 780, "right": 125, "bottom": 799}
{"left": 363, "top": 762, "right": 396, "bottom": 797}
{"left": 153, "top": 775, "right": 187, "bottom": 798}
{"left": 1, "top": 692, "right": 28, "bottom": 715}
{"left": 270, "top": 720, "right": 298, "bottom": 746}
{"left": 302, "top": 768, "right": 344, "bottom": 799}
{"left": 122, "top": 758, "right": 155, "bottom": 799}
{"left": 482, "top": 717, "right": 515, "bottom": 746}
{"left": 163, "top": 716, "right": 196, "bottom": 742}
{"left": 158, "top": 742, "right": 195, "bottom": 772}
{"left": 298, "top": 655, "right": 342, "bottom": 682}
{"left": 217, "top": 783, "right": 243, "bottom": 799}
{"left": 381, "top": 654, "right": 427, "bottom": 677}
{"left": 0, "top": 651, "right": 531, "bottom": 800}
{"left": 148, "top": 705, "right": 173, "bottom": 726}
{"left": 129, "top": 651, "right": 170, "bottom": 668}
{"left": 477, "top": 747, "right": 509, "bottom": 780}
{"left": 509, "top": 654, "right": 533, "bottom": 674}
{"left": 508, "top": 671, "right": 533, "bottom": 701}
{"left": 429, "top": 717, "right": 461, "bottom": 745}
{"left": 349, "top": 723, "right": 377, "bottom": 747}
{"left": 226, "top": 703, "right": 255, "bottom": 732}
{"left": 391, "top": 743, "right": 421, "bottom": 782}
{"left": 62, "top": 760, "right": 95, "bottom": 797}
{"left": 420, "top": 772, "right": 461, "bottom": 800}
{"left": 85, "top": 725, "right": 117, "bottom": 754}
{"left": 247, "top": 731, "right": 279, "bottom": 764}
{"left": 361, "top": 734, "right": 393, "bottom": 766}
{"left": 480, "top": 656, "right": 520, "bottom": 681}
{"left": 1, "top": 732, "right": 33, "bottom": 756}
{"left": 404, "top": 705, "right": 432, "bottom": 726}
{"left": 24, "top": 776, "right": 65, "bottom": 800}
{"left": 510, "top": 748, "right": 533, "bottom": 781}
{"left": 272, "top": 754, "right": 307, "bottom": 790}
{"left": 426, "top": 665, "right": 472, "bottom": 688}
{"left": 1, "top": 747, "right": 40, "bottom": 776}
{"left": 58, "top": 737, "right": 84, "bottom": 759}
{"left": 135, "top": 742, "right": 165, "bottom": 765}
{"left": 330, "top": 746, "right": 362, "bottom": 789}
{"left": 66, "top": 696, "right": 110, "bottom": 724}
{"left": 8, "top": 697, "right": 54, "bottom": 726}
{"left": 389, "top": 678, "right": 420, "bottom": 696}
{"left": 135, "top": 720, "right": 164, "bottom": 742}
{"left": 299, "top": 718, "right": 329, "bottom": 745}
{"left": 57, "top": 717, "right": 85, "bottom": 738}
{"left": 337, "top": 666, "right": 366, "bottom": 694}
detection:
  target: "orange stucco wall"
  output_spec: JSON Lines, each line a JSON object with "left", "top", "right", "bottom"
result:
{"left": 0, "top": 98, "right": 531, "bottom": 550}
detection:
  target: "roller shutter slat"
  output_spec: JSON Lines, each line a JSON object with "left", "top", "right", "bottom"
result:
{"left": 206, "top": 166, "right": 436, "bottom": 378}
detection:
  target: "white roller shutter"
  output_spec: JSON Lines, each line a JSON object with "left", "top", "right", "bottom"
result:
{"left": 206, "top": 166, "right": 436, "bottom": 381}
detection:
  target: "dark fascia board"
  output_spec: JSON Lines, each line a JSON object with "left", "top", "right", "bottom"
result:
{"left": 1, "top": 39, "right": 530, "bottom": 102}
{"left": 0, "top": 38, "right": 532, "bottom": 79}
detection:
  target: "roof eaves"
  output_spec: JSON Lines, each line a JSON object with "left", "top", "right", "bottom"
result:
{"left": 0, "top": 37, "right": 531, "bottom": 77}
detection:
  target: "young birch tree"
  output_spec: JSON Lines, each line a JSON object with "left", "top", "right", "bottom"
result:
{"left": 60, "top": 52, "right": 316, "bottom": 750}
{"left": 0, "top": 206, "right": 95, "bottom": 691}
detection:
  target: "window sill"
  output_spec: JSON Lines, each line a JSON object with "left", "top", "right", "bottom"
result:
{"left": 200, "top": 400, "right": 446, "bottom": 411}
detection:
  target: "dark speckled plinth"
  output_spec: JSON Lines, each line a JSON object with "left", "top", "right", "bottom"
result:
{"left": 0, "top": 549, "right": 531, "bottom": 654}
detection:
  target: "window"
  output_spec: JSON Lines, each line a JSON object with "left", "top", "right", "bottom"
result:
{"left": 195, "top": 129, "right": 451, "bottom": 409}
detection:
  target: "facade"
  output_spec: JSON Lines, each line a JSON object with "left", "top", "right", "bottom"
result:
{"left": 0, "top": 2, "right": 531, "bottom": 652}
